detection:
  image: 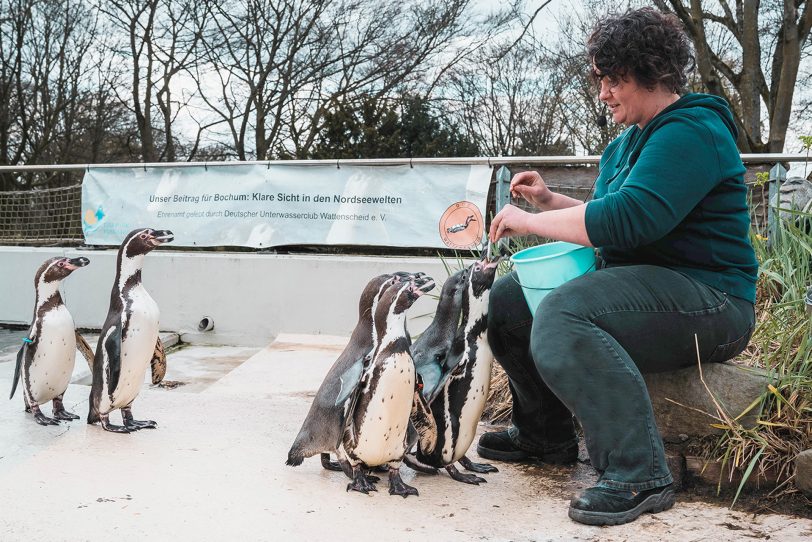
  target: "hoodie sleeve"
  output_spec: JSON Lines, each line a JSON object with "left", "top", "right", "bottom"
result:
{"left": 584, "top": 112, "right": 726, "bottom": 249}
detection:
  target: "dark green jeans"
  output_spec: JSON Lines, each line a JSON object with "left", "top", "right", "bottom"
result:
{"left": 488, "top": 264, "right": 755, "bottom": 491}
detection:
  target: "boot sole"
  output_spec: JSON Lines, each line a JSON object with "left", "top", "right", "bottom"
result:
{"left": 476, "top": 444, "right": 577, "bottom": 464}
{"left": 476, "top": 443, "right": 530, "bottom": 462}
{"left": 567, "top": 487, "right": 676, "bottom": 526}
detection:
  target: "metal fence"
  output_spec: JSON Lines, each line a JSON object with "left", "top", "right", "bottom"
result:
{"left": 0, "top": 155, "right": 804, "bottom": 246}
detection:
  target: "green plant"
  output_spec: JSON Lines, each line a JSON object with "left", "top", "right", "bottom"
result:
{"left": 710, "top": 215, "right": 812, "bottom": 504}
{"left": 800, "top": 135, "right": 812, "bottom": 178}
{"left": 754, "top": 171, "right": 770, "bottom": 188}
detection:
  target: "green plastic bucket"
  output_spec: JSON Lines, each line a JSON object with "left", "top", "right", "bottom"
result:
{"left": 510, "top": 241, "right": 595, "bottom": 313}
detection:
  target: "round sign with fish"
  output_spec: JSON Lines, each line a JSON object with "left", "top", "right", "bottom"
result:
{"left": 439, "top": 201, "right": 484, "bottom": 249}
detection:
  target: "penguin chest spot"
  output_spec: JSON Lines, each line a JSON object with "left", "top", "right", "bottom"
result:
{"left": 447, "top": 335, "right": 494, "bottom": 463}
{"left": 28, "top": 306, "right": 76, "bottom": 404}
{"left": 351, "top": 352, "right": 415, "bottom": 466}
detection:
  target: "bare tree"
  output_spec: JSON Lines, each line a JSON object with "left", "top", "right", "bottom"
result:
{"left": 0, "top": 0, "right": 101, "bottom": 189}
{"left": 549, "top": 4, "right": 625, "bottom": 155}
{"left": 101, "top": 0, "right": 208, "bottom": 162}
{"left": 445, "top": 40, "right": 570, "bottom": 156}
{"left": 654, "top": 0, "right": 812, "bottom": 152}
{"left": 194, "top": 0, "right": 515, "bottom": 160}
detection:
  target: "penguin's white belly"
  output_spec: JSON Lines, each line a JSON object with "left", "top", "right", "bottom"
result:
{"left": 112, "top": 289, "right": 159, "bottom": 409}
{"left": 28, "top": 306, "right": 76, "bottom": 404}
{"left": 352, "top": 352, "right": 415, "bottom": 466}
{"left": 448, "top": 335, "right": 493, "bottom": 463}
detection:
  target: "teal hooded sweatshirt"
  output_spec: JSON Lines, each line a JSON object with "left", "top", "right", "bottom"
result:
{"left": 584, "top": 93, "right": 758, "bottom": 303}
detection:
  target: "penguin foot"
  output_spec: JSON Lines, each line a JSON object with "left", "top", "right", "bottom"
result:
{"left": 29, "top": 404, "right": 59, "bottom": 426}
{"left": 320, "top": 453, "right": 343, "bottom": 472}
{"left": 100, "top": 415, "right": 131, "bottom": 434}
{"left": 388, "top": 468, "right": 419, "bottom": 498}
{"left": 124, "top": 419, "right": 158, "bottom": 430}
{"left": 33, "top": 412, "right": 61, "bottom": 426}
{"left": 51, "top": 397, "right": 79, "bottom": 420}
{"left": 121, "top": 408, "right": 157, "bottom": 430}
{"left": 53, "top": 410, "right": 80, "bottom": 421}
{"left": 346, "top": 466, "right": 377, "bottom": 494}
{"left": 445, "top": 464, "right": 486, "bottom": 485}
{"left": 364, "top": 474, "right": 381, "bottom": 484}
{"left": 459, "top": 455, "right": 499, "bottom": 474}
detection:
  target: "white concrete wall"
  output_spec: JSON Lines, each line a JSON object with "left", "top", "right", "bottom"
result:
{"left": 0, "top": 247, "right": 463, "bottom": 346}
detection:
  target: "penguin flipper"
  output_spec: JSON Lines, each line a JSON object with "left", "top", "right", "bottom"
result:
{"left": 150, "top": 337, "right": 167, "bottom": 385}
{"left": 75, "top": 331, "right": 95, "bottom": 373}
{"left": 334, "top": 356, "right": 365, "bottom": 407}
{"left": 425, "top": 338, "right": 466, "bottom": 404}
{"left": 410, "top": 376, "right": 438, "bottom": 454}
{"left": 9, "top": 342, "right": 27, "bottom": 400}
{"left": 337, "top": 353, "right": 374, "bottom": 447}
{"left": 103, "top": 326, "right": 123, "bottom": 396}
{"left": 427, "top": 358, "right": 467, "bottom": 405}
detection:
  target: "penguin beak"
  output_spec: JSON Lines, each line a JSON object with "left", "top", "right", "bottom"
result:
{"left": 480, "top": 245, "right": 506, "bottom": 267}
{"left": 415, "top": 276, "right": 436, "bottom": 296}
{"left": 150, "top": 230, "right": 174, "bottom": 245}
{"left": 483, "top": 256, "right": 502, "bottom": 269}
{"left": 64, "top": 257, "right": 90, "bottom": 270}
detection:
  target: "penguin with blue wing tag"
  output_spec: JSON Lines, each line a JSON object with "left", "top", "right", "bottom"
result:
{"left": 11, "top": 256, "right": 90, "bottom": 426}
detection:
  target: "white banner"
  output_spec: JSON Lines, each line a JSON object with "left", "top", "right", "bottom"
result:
{"left": 81, "top": 164, "right": 491, "bottom": 249}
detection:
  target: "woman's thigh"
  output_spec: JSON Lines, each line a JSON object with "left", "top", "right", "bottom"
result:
{"left": 533, "top": 265, "right": 755, "bottom": 373}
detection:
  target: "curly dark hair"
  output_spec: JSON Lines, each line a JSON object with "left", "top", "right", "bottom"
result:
{"left": 587, "top": 7, "right": 695, "bottom": 93}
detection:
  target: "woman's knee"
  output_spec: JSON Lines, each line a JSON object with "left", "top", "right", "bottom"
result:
{"left": 529, "top": 286, "right": 594, "bottom": 380}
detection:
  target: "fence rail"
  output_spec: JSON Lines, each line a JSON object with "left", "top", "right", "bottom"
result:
{"left": 0, "top": 156, "right": 802, "bottom": 247}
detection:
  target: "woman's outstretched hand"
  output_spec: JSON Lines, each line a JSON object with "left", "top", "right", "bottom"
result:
{"left": 511, "top": 171, "right": 552, "bottom": 210}
{"left": 489, "top": 204, "right": 533, "bottom": 242}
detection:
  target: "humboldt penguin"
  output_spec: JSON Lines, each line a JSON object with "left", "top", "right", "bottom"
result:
{"left": 338, "top": 274, "right": 435, "bottom": 496}
{"left": 87, "top": 227, "right": 173, "bottom": 433}
{"left": 287, "top": 272, "right": 421, "bottom": 471}
{"left": 409, "top": 255, "right": 501, "bottom": 483}
{"left": 11, "top": 256, "right": 90, "bottom": 425}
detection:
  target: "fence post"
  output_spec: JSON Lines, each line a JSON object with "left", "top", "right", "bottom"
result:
{"left": 492, "top": 166, "right": 512, "bottom": 253}
{"left": 495, "top": 166, "right": 511, "bottom": 216}
{"left": 768, "top": 162, "right": 787, "bottom": 247}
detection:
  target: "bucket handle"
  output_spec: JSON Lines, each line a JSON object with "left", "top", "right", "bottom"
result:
{"left": 510, "top": 262, "right": 596, "bottom": 291}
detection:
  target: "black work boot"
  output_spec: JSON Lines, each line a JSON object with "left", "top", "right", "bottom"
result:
{"left": 568, "top": 484, "right": 676, "bottom": 526}
{"left": 476, "top": 430, "right": 578, "bottom": 463}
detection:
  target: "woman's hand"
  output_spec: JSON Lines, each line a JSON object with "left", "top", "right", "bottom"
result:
{"left": 511, "top": 171, "right": 552, "bottom": 210}
{"left": 489, "top": 204, "right": 533, "bottom": 242}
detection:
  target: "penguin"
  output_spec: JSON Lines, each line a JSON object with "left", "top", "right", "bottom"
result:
{"left": 337, "top": 274, "right": 435, "bottom": 497}
{"left": 10, "top": 256, "right": 90, "bottom": 426}
{"left": 287, "top": 272, "right": 418, "bottom": 471}
{"left": 411, "top": 268, "right": 468, "bottom": 400}
{"left": 87, "top": 227, "right": 173, "bottom": 433}
{"left": 408, "top": 254, "right": 502, "bottom": 484}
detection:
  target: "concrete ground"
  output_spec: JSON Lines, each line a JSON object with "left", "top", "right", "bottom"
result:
{"left": 0, "top": 330, "right": 810, "bottom": 542}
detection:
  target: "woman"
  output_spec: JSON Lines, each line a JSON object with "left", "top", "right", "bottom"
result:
{"left": 479, "top": 7, "right": 757, "bottom": 526}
